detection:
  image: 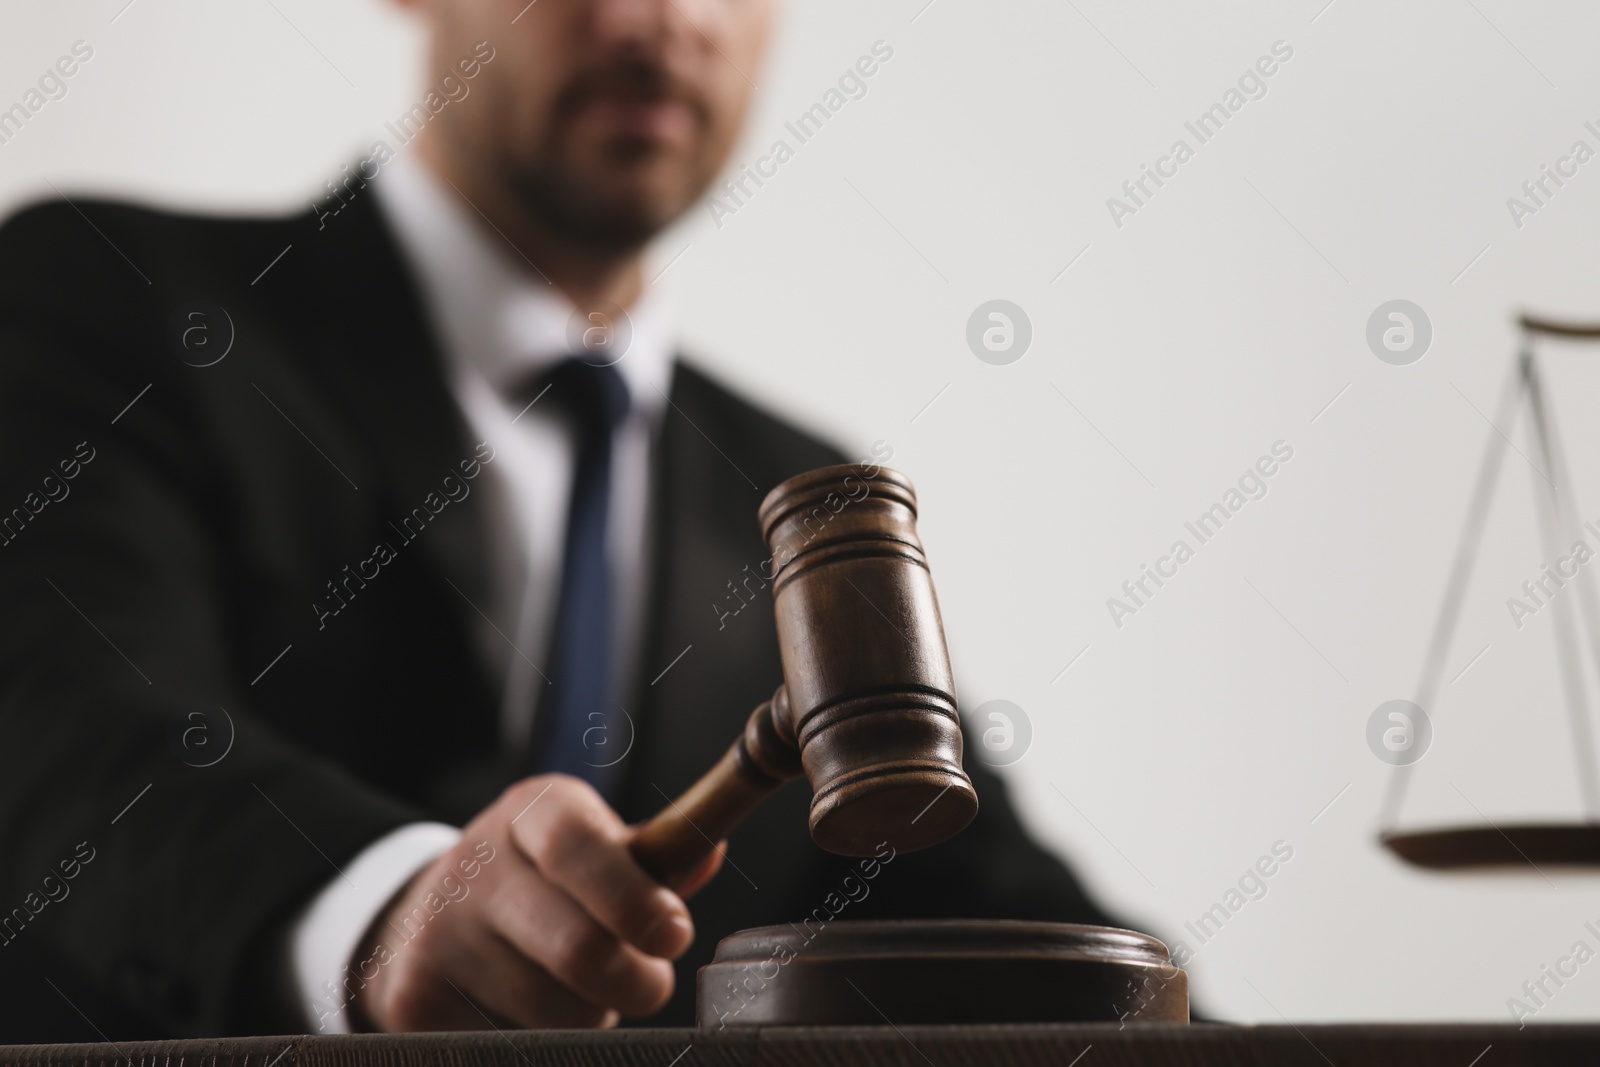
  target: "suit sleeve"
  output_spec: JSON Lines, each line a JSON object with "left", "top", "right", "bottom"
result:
{"left": 0, "top": 205, "right": 425, "bottom": 1036}
{"left": 286, "top": 822, "right": 459, "bottom": 1032}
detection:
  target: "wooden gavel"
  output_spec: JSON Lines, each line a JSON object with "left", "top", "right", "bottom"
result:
{"left": 630, "top": 464, "right": 979, "bottom": 887}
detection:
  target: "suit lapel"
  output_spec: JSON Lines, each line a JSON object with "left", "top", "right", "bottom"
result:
{"left": 280, "top": 194, "right": 498, "bottom": 679}
{"left": 624, "top": 361, "right": 776, "bottom": 821}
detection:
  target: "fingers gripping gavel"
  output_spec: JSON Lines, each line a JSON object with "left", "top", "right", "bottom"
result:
{"left": 630, "top": 464, "right": 979, "bottom": 887}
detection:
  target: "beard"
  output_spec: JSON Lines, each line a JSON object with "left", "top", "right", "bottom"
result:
{"left": 508, "top": 148, "right": 694, "bottom": 252}
{"left": 508, "top": 60, "right": 718, "bottom": 252}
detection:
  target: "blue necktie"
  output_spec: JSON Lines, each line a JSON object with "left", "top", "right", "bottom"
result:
{"left": 527, "top": 357, "right": 631, "bottom": 796}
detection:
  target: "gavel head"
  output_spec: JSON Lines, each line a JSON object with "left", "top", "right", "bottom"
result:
{"left": 756, "top": 464, "right": 978, "bottom": 857}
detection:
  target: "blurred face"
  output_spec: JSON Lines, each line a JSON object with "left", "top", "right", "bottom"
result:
{"left": 415, "top": 0, "right": 774, "bottom": 249}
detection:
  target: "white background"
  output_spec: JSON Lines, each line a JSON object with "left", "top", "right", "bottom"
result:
{"left": 7, "top": 0, "right": 1600, "bottom": 1025}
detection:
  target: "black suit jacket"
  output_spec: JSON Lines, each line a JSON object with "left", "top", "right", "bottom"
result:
{"left": 0, "top": 189, "right": 1117, "bottom": 1041}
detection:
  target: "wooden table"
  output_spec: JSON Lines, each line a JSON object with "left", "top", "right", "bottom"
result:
{"left": 1, "top": 1023, "right": 1594, "bottom": 1066}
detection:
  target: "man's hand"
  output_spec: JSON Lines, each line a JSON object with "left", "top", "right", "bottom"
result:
{"left": 350, "top": 776, "right": 723, "bottom": 1030}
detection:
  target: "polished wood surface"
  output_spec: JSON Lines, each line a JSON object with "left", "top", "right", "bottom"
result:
{"left": 631, "top": 465, "right": 979, "bottom": 885}
{"left": 4, "top": 1024, "right": 1596, "bottom": 1067}
{"left": 698, "top": 920, "right": 1187, "bottom": 1027}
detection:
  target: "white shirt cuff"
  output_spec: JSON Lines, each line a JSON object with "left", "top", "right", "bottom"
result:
{"left": 286, "top": 821, "right": 461, "bottom": 1033}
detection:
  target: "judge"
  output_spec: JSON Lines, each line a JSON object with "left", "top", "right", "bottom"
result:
{"left": 0, "top": 0, "right": 1118, "bottom": 1040}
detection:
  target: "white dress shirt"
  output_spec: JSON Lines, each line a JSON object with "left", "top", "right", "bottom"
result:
{"left": 287, "top": 150, "right": 676, "bottom": 1032}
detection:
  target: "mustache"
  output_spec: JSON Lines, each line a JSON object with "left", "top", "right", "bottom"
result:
{"left": 552, "top": 57, "right": 710, "bottom": 124}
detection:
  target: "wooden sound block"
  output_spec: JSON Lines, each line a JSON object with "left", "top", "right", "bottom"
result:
{"left": 698, "top": 919, "right": 1188, "bottom": 1028}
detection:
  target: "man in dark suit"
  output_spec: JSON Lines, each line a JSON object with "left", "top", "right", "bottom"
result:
{"left": 0, "top": 0, "right": 1115, "bottom": 1041}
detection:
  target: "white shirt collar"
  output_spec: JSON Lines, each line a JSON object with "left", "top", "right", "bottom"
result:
{"left": 371, "top": 150, "right": 674, "bottom": 420}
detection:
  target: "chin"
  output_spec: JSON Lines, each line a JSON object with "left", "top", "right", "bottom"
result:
{"left": 581, "top": 178, "right": 699, "bottom": 234}
{"left": 612, "top": 181, "right": 695, "bottom": 225}
{"left": 533, "top": 190, "right": 676, "bottom": 249}
{"left": 515, "top": 149, "right": 706, "bottom": 248}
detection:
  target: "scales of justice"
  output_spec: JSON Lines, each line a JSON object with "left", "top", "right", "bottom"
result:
{"left": 1382, "top": 313, "right": 1600, "bottom": 869}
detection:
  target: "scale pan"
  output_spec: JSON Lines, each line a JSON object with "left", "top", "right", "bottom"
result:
{"left": 1382, "top": 823, "right": 1600, "bottom": 869}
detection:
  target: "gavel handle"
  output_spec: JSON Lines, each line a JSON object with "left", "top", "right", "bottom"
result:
{"left": 629, "top": 687, "right": 803, "bottom": 889}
